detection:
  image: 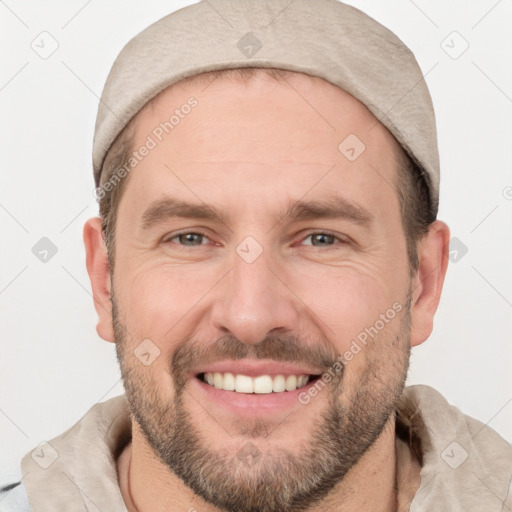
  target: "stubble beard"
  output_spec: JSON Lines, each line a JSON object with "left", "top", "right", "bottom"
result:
{"left": 113, "top": 292, "right": 412, "bottom": 512}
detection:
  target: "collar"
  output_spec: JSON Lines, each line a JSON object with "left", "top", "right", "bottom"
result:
{"left": 20, "top": 385, "right": 512, "bottom": 512}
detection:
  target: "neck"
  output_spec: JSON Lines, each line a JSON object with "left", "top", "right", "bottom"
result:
{"left": 117, "top": 415, "right": 420, "bottom": 512}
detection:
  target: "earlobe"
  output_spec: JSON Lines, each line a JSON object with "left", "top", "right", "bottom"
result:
{"left": 83, "top": 217, "right": 115, "bottom": 343}
{"left": 409, "top": 220, "right": 450, "bottom": 347}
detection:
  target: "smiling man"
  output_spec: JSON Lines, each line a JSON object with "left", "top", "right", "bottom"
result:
{"left": 97, "top": 70, "right": 425, "bottom": 512}
{"left": 3, "top": 0, "right": 511, "bottom": 511}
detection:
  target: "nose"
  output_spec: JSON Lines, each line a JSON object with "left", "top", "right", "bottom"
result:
{"left": 209, "top": 247, "right": 299, "bottom": 345}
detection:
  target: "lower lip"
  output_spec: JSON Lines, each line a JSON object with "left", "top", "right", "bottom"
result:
{"left": 190, "top": 376, "right": 320, "bottom": 415}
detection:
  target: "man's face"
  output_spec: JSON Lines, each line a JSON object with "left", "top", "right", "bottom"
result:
{"left": 111, "top": 72, "right": 414, "bottom": 512}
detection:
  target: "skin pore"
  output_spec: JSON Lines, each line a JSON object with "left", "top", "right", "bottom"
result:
{"left": 84, "top": 70, "right": 449, "bottom": 511}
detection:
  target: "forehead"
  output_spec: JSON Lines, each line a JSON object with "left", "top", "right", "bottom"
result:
{"left": 120, "top": 70, "right": 403, "bottom": 218}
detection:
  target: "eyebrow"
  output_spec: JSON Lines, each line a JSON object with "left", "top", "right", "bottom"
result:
{"left": 278, "top": 197, "right": 373, "bottom": 225}
{"left": 139, "top": 195, "right": 372, "bottom": 230}
{"left": 139, "top": 198, "right": 226, "bottom": 229}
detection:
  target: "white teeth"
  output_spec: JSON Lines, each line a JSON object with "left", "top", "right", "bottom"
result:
{"left": 272, "top": 375, "right": 286, "bottom": 393}
{"left": 202, "top": 372, "right": 311, "bottom": 393}
{"left": 235, "top": 374, "right": 253, "bottom": 393}
{"left": 213, "top": 372, "right": 223, "bottom": 389}
{"left": 253, "top": 375, "right": 273, "bottom": 394}
{"left": 297, "top": 375, "right": 309, "bottom": 388}
{"left": 222, "top": 372, "right": 235, "bottom": 391}
{"left": 285, "top": 375, "right": 297, "bottom": 391}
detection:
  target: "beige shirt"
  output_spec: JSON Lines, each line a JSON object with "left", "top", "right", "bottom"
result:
{"left": 19, "top": 385, "right": 512, "bottom": 511}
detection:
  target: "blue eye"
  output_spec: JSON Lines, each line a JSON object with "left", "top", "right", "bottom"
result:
{"left": 169, "top": 233, "right": 208, "bottom": 246}
{"left": 302, "top": 233, "right": 339, "bottom": 247}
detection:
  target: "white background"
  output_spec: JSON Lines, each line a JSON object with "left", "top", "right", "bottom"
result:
{"left": 1, "top": 0, "right": 511, "bottom": 474}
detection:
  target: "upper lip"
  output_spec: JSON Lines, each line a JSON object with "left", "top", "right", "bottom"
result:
{"left": 191, "top": 359, "right": 323, "bottom": 378}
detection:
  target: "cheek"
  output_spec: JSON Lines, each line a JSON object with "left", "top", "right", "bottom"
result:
{"left": 117, "top": 262, "right": 217, "bottom": 342}
{"left": 115, "top": 266, "right": 208, "bottom": 390}
{"left": 288, "top": 263, "right": 405, "bottom": 350}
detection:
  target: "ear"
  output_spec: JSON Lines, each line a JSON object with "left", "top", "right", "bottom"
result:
{"left": 409, "top": 220, "right": 450, "bottom": 347}
{"left": 83, "top": 217, "right": 115, "bottom": 343}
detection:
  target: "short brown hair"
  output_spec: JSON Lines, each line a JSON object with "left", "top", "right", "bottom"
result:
{"left": 97, "top": 68, "right": 435, "bottom": 273}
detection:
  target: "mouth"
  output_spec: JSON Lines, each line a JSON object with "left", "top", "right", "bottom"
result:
{"left": 188, "top": 360, "right": 326, "bottom": 414}
{"left": 196, "top": 371, "right": 322, "bottom": 394}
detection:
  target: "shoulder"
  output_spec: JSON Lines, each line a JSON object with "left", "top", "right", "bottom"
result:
{"left": 401, "top": 385, "right": 512, "bottom": 511}
{"left": 17, "top": 395, "right": 130, "bottom": 511}
{"left": 403, "top": 384, "right": 512, "bottom": 459}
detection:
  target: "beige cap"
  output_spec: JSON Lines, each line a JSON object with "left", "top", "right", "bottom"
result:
{"left": 93, "top": 0, "right": 439, "bottom": 213}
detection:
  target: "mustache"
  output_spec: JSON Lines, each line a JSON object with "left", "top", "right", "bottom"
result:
{"left": 171, "top": 333, "right": 342, "bottom": 387}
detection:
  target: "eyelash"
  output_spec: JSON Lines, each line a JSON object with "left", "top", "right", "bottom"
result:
{"left": 163, "top": 230, "right": 348, "bottom": 248}
{"left": 300, "top": 232, "right": 347, "bottom": 247}
{"left": 163, "top": 230, "right": 213, "bottom": 247}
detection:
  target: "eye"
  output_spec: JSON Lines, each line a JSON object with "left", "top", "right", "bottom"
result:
{"left": 167, "top": 232, "right": 210, "bottom": 246}
{"left": 301, "top": 232, "right": 343, "bottom": 247}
